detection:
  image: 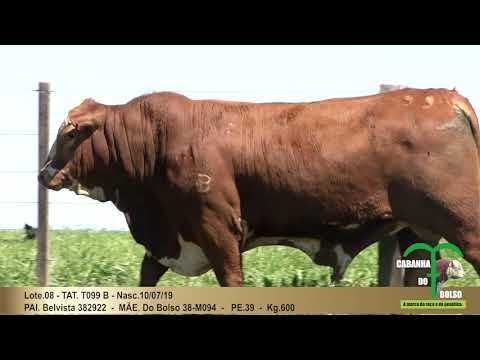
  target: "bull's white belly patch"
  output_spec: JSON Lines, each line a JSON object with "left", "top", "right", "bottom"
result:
{"left": 157, "top": 233, "right": 324, "bottom": 276}
{"left": 159, "top": 236, "right": 211, "bottom": 276}
{"left": 70, "top": 182, "right": 107, "bottom": 202}
{"left": 332, "top": 243, "right": 352, "bottom": 275}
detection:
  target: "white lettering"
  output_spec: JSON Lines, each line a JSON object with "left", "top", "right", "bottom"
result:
{"left": 439, "top": 290, "right": 462, "bottom": 299}
{"left": 396, "top": 259, "right": 431, "bottom": 268}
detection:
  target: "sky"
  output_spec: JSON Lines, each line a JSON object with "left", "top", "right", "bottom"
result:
{"left": 1, "top": 45, "right": 480, "bottom": 230}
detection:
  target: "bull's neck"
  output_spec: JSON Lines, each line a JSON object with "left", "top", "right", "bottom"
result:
{"left": 102, "top": 102, "right": 159, "bottom": 185}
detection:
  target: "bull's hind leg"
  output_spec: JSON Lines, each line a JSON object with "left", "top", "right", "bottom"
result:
{"left": 460, "top": 232, "right": 480, "bottom": 275}
{"left": 389, "top": 180, "right": 480, "bottom": 278}
{"left": 387, "top": 132, "right": 480, "bottom": 275}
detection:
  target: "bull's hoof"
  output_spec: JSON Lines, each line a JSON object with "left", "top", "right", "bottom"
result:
{"left": 330, "top": 268, "right": 345, "bottom": 284}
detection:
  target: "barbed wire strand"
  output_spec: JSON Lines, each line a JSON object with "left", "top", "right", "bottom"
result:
{"left": 0, "top": 170, "right": 37, "bottom": 174}
{"left": 0, "top": 202, "right": 105, "bottom": 205}
{"left": 0, "top": 133, "right": 38, "bottom": 136}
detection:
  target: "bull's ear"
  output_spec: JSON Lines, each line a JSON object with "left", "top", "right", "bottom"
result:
{"left": 74, "top": 117, "right": 99, "bottom": 134}
{"left": 77, "top": 109, "right": 106, "bottom": 133}
{"left": 70, "top": 99, "right": 106, "bottom": 133}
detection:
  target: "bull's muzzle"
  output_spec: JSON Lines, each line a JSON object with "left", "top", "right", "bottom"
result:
{"left": 38, "top": 162, "right": 70, "bottom": 191}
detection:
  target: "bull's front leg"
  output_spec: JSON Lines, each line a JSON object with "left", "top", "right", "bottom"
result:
{"left": 196, "top": 214, "right": 244, "bottom": 287}
{"left": 166, "top": 149, "right": 244, "bottom": 287}
{"left": 186, "top": 194, "right": 244, "bottom": 287}
{"left": 139, "top": 252, "right": 169, "bottom": 286}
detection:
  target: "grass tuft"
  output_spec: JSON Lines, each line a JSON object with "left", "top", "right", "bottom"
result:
{"left": 0, "top": 230, "right": 479, "bottom": 287}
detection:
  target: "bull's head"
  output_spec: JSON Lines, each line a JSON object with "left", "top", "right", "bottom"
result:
{"left": 38, "top": 98, "right": 108, "bottom": 200}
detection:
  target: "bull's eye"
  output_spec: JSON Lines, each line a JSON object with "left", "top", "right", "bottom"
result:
{"left": 67, "top": 130, "right": 77, "bottom": 139}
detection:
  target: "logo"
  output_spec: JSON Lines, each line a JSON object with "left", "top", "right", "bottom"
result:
{"left": 402, "top": 242, "right": 463, "bottom": 299}
{"left": 398, "top": 242, "right": 467, "bottom": 310}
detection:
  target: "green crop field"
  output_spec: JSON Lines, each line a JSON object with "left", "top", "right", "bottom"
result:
{"left": 0, "top": 229, "right": 479, "bottom": 287}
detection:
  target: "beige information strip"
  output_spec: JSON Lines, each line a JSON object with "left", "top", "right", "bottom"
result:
{"left": 0, "top": 287, "right": 478, "bottom": 315}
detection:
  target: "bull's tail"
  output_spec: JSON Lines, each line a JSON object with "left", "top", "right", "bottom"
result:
{"left": 452, "top": 93, "right": 480, "bottom": 155}
{"left": 452, "top": 93, "right": 480, "bottom": 237}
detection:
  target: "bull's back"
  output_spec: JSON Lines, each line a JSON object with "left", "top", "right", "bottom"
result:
{"left": 163, "top": 88, "right": 474, "bottom": 233}
{"left": 217, "top": 95, "right": 388, "bottom": 230}
{"left": 215, "top": 88, "right": 473, "bottom": 232}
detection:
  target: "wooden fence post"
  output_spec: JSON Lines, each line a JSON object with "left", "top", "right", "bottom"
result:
{"left": 37, "top": 82, "right": 50, "bottom": 286}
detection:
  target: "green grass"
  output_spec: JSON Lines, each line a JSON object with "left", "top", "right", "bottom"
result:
{"left": 0, "top": 230, "right": 479, "bottom": 287}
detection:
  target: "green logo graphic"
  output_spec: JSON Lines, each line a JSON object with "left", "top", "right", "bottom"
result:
{"left": 402, "top": 242, "right": 463, "bottom": 299}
